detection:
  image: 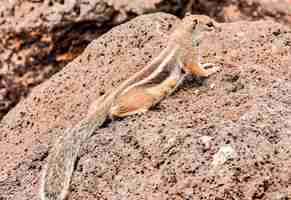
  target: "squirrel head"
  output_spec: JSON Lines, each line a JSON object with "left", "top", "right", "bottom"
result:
{"left": 182, "top": 14, "right": 221, "bottom": 33}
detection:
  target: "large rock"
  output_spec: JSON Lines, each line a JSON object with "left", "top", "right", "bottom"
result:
{"left": 1, "top": 12, "right": 291, "bottom": 199}
{"left": 0, "top": 12, "right": 180, "bottom": 200}
{"left": 0, "top": 0, "right": 185, "bottom": 120}
{"left": 1, "top": 0, "right": 290, "bottom": 121}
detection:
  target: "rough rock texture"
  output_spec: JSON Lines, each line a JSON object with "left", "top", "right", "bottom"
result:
{"left": 0, "top": 12, "right": 180, "bottom": 200}
{"left": 0, "top": 0, "right": 186, "bottom": 120}
{"left": 1, "top": 12, "right": 291, "bottom": 199}
{"left": 194, "top": 0, "right": 291, "bottom": 24}
{"left": 0, "top": 0, "right": 185, "bottom": 32}
{"left": 1, "top": 0, "right": 291, "bottom": 120}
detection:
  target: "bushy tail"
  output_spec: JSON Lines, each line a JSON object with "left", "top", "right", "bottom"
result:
{"left": 40, "top": 115, "right": 106, "bottom": 200}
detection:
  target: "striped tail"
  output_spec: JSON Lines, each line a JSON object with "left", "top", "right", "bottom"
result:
{"left": 40, "top": 113, "right": 107, "bottom": 200}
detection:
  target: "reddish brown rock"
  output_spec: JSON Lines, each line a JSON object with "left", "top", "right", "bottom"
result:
{"left": 1, "top": 0, "right": 291, "bottom": 121}
{"left": 0, "top": 0, "right": 185, "bottom": 120}
{"left": 1, "top": 11, "right": 291, "bottom": 200}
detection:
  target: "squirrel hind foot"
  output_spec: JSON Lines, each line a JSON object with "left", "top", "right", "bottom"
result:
{"left": 110, "top": 101, "right": 150, "bottom": 118}
{"left": 110, "top": 106, "right": 149, "bottom": 118}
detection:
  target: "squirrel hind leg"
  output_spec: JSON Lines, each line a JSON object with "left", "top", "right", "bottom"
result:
{"left": 110, "top": 87, "right": 155, "bottom": 118}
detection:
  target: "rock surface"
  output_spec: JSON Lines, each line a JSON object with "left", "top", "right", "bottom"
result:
{"left": 1, "top": 11, "right": 291, "bottom": 200}
{"left": 1, "top": 0, "right": 291, "bottom": 120}
{"left": 0, "top": 0, "right": 184, "bottom": 120}
{"left": 195, "top": 0, "right": 291, "bottom": 24}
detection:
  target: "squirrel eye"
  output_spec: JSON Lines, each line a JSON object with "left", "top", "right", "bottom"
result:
{"left": 206, "top": 21, "right": 214, "bottom": 27}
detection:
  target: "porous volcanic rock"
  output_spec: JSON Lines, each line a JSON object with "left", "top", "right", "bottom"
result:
{"left": 0, "top": 0, "right": 185, "bottom": 120}
{"left": 1, "top": 0, "right": 290, "bottom": 121}
{"left": 1, "top": 12, "right": 291, "bottom": 200}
